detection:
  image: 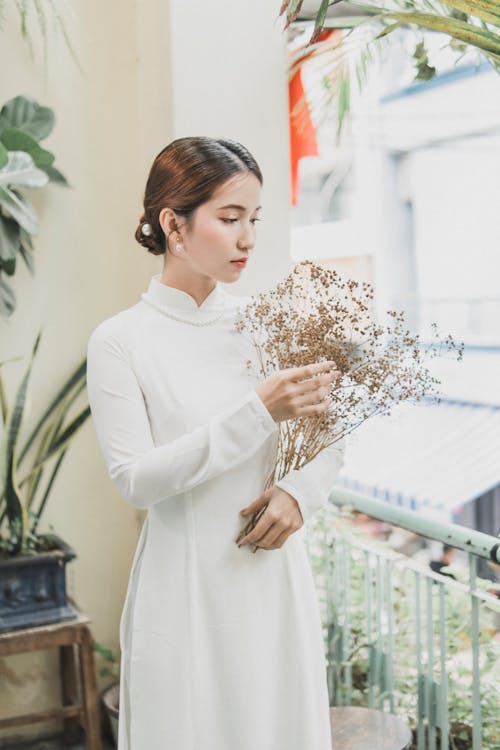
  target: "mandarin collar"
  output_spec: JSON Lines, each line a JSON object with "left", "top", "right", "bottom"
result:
{"left": 142, "top": 274, "right": 226, "bottom": 314}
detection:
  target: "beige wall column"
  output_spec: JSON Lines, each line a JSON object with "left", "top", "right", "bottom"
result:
{"left": 168, "top": 0, "right": 292, "bottom": 292}
{"left": 0, "top": 1, "right": 172, "bottom": 740}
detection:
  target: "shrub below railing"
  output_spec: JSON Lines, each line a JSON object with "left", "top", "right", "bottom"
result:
{"left": 306, "top": 503, "right": 500, "bottom": 749}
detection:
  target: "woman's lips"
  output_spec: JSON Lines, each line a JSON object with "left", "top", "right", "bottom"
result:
{"left": 231, "top": 259, "right": 247, "bottom": 267}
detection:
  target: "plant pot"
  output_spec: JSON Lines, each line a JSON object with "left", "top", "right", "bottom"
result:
{"left": 101, "top": 681, "right": 120, "bottom": 747}
{"left": 0, "top": 533, "right": 78, "bottom": 632}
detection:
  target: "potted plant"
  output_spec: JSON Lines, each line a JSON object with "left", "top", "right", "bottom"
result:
{"left": 0, "top": 330, "right": 90, "bottom": 631}
{"left": 94, "top": 639, "right": 120, "bottom": 747}
{"left": 0, "top": 94, "right": 70, "bottom": 318}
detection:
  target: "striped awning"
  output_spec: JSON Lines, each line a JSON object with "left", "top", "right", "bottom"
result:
{"left": 335, "top": 398, "right": 500, "bottom": 522}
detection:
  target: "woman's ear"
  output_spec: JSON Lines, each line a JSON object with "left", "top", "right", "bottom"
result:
{"left": 159, "top": 207, "right": 181, "bottom": 250}
{"left": 158, "top": 207, "right": 173, "bottom": 235}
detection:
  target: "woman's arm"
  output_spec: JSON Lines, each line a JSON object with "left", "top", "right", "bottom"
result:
{"left": 274, "top": 436, "right": 346, "bottom": 523}
{"left": 86, "top": 326, "right": 278, "bottom": 510}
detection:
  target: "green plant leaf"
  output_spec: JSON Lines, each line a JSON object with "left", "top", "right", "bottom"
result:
{"left": 0, "top": 274, "right": 16, "bottom": 318}
{"left": 412, "top": 39, "right": 437, "bottom": 80}
{"left": 323, "top": 15, "right": 377, "bottom": 30}
{"left": 18, "top": 234, "right": 35, "bottom": 274}
{"left": 0, "top": 95, "right": 55, "bottom": 141}
{"left": 377, "top": 10, "right": 500, "bottom": 55}
{"left": 0, "top": 128, "right": 55, "bottom": 168}
{"left": 23, "top": 403, "right": 66, "bottom": 513}
{"left": 0, "top": 332, "right": 42, "bottom": 552}
{"left": 0, "top": 151, "right": 48, "bottom": 189}
{"left": 0, "top": 358, "right": 21, "bottom": 425}
{"left": 337, "top": 76, "right": 350, "bottom": 137}
{"left": 0, "top": 185, "right": 38, "bottom": 235}
{"left": 41, "top": 164, "right": 70, "bottom": 187}
{"left": 25, "top": 404, "right": 91, "bottom": 476}
{"left": 93, "top": 640, "right": 117, "bottom": 663}
{"left": 0, "top": 359, "right": 89, "bottom": 532}
{"left": 29, "top": 448, "right": 67, "bottom": 536}
{"left": 18, "top": 360, "right": 87, "bottom": 464}
{"left": 0, "top": 215, "right": 21, "bottom": 272}
{"left": 0, "top": 141, "right": 7, "bottom": 169}
{"left": 440, "top": 0, "right": 500, "bottom": 27}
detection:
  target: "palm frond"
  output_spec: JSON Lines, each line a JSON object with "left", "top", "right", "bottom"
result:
{"left": 440, "top": 0, "right": 500, "bottom": 26}
{"left": 33, "top": 0, "right": 48, "bottom": 75}
{"left": 8, "top": 0, "right": 82, "bottom": 72}
{"left": 285, "top": 0, "right": 500, "bottom": 144}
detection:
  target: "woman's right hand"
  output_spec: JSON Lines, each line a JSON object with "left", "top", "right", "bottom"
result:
{"left": 255, "top": 361, "right": 341, "bottom": 423}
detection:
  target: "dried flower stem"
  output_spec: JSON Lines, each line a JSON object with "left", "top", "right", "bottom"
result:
{"left": 234, "top": 261, "right": 464, "bottom": 552}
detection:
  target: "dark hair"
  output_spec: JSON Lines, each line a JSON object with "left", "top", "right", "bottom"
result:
{"left": 134, "top": 136, "right": 263, "bottom": 255}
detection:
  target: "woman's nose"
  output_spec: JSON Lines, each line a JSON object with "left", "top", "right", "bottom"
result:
{"left": 238, "top": 225, "right": 255, "bottom": 250}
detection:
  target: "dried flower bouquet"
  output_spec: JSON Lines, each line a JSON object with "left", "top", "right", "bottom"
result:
{"left": 235, "top": 261, "right": 464, "bottom": 548}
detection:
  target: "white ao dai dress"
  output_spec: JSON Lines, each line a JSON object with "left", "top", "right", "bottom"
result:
{"left": 86, "top": 273, "right": 345, "bottom": 750}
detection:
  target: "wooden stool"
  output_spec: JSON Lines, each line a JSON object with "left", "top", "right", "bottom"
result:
{"left": 330, "top": 706, "right": 412, "bottom": 750}
{"left": 0, "top": 606, "right": 102, "bottom": 750}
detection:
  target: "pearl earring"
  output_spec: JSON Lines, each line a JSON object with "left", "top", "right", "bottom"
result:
{"left": 175, "top": 243, "right": 183, "bottom": 252}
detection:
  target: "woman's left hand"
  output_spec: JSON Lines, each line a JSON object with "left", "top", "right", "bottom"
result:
{"left": 236, "top": 487, "right": 303, "bottom": 551}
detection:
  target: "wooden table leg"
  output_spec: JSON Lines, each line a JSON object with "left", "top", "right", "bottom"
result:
{"left": 78, "top": 625, "right": 103, "bottom": 750}
{"left": 60, "top": 642, "right": 83, "bottom": 743}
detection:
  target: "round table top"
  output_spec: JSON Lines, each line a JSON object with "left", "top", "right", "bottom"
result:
{"left": 330, "top": 706, "right": 412, "bottom": 750}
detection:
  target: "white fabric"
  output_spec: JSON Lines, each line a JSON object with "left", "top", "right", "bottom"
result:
{"left": 86, "top": 273, "right": 346, "bottom": 750}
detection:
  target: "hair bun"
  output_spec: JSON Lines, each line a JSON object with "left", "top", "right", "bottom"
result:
{"left": 134, "top": 218, "right": 165, "bottom": 255}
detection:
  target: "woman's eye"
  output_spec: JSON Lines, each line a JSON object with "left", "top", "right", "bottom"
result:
{"left": 221, "top": 217, "right": 262, "bottom": 225}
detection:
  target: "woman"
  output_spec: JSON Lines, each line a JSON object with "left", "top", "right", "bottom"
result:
{"left": 86, "top": 136, "right": 345, "bottom": 750}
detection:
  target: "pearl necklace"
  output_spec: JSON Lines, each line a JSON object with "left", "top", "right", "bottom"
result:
{"left": 140, "top": 293, "right": 227, "bottom": 326}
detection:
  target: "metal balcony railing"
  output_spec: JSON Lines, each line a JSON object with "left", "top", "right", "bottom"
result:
{"left": 305, "top": 488, "right": 500, "bottom": 750}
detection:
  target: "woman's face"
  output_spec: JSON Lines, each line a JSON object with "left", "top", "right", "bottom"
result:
{"left": 162, "top": 171, "right": 262, "bottom": 283}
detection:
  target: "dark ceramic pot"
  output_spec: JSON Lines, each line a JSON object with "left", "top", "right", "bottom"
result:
{"left": 0, "top": 533, "right": 78, "bottom": 632}
{"left": 101, "top": 682, "right": 120, "bottom": 747}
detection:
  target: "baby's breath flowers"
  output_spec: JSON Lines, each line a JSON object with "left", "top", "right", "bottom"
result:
{"left": 235, "top": 260, "right": 464, "bottom": 545}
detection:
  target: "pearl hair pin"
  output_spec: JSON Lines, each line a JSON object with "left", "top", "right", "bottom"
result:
{"left": 141, "top": 222, "right": 153, "bottom": 236}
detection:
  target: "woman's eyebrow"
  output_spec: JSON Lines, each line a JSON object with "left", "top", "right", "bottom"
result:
{"left": 216, "top": 204, "right": 262, "bottom": 211}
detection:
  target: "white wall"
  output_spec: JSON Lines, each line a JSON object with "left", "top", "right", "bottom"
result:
{"left": 409, "top": 144, "right": 500, "bottom": 300}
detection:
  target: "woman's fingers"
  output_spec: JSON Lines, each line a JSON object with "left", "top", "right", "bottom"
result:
{"left": 295, "top": 383, "right": 331, "bottom": 407}
{"left": 295, "top": 369, "right": 340, "bottom": 395}
{"left": 285, "top": 360, "right": 337, "bottom": 382}
{"left": 297, "top": 399, "right": 331, "bottom": 417}
{"left": 238, "top": 513, "right": 274, "bottom": 547}
{"left": 238, "top": 512, "right": 296, "bottom": 550}
{"left": 249, "top": 522, "right": 283, "bottom": 549}
{"left": 269, "top": 528, "right": 292, "bottom": 549}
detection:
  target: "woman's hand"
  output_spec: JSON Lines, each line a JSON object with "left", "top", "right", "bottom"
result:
{"left": 236, "top": 486, "right": 304, "bottom": 552}
{"left": 255, "top": 360, "right": 341, "bottom": 423}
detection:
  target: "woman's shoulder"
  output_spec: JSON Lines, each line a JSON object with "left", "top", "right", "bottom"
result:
{"left": 87, "top": 303, "right": 144, "bottom": 361}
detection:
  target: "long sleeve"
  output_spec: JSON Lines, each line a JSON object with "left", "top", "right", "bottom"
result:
{"left": 275, "top": 435, "right": 346, "bottom": 524}
{"left": 86, "top": 325, "right": 279, "bottom": 510}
